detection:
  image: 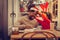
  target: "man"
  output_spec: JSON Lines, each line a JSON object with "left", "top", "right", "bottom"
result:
{"left": 29, "top": 7, "right": 51, "bottom": 30}
{"left": 15, "top": 10, "right": 38, "bottom": 29}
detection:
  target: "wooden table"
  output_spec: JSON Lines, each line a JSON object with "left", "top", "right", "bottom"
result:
{"left": 10, "top": 30, "right": 60, "bottom": 40}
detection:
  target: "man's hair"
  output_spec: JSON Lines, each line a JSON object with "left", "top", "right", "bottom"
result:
{"left": 29, "top": 10, "right": 35, "bottom": 12}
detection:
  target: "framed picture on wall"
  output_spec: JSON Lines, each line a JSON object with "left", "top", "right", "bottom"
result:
{"left": 19, "top": 0, "right": 46, "bottom": 12}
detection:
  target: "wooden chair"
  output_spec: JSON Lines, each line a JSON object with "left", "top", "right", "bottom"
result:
{"left": 21, "top": 31, "right": 57, "bottom": 40}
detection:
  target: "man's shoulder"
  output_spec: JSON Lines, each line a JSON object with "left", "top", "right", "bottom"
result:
{"left": 21, "top": 16, "right": 28, "bottom": 19}
{"left": 18, "top": 16, "right": 28, "bottom": 21}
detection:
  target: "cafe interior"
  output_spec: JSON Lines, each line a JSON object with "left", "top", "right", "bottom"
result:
{"left": 7, "top": 0, "right": 60, "bottom": 40}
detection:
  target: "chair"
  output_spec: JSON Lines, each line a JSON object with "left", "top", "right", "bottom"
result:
{"left": 29, "top": 31, "right": 57, "bottom": 40}
{"left": 21, "top": 31, "right": 55, "bottom": 40}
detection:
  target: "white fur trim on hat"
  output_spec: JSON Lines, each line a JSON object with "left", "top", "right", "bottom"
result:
{"left": 30, "top": 7, "right": 37, "bottom": 11}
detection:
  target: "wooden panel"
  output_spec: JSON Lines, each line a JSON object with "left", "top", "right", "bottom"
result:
{"left": 0, "top": 0, "right": 3, "bottom": 40}
{"left": 2, "top": 0, "right": 8, "bottom": 40}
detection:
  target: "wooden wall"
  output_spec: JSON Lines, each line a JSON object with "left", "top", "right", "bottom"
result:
{"left": 0, "top": 0, "right": 8, "bottom": 40}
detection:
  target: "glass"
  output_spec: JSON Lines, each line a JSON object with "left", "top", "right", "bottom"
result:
{"left": 12, "top": 27, "right": 19, "bottom": 34}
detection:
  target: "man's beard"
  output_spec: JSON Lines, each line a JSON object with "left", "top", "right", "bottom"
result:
{"left": 29, "top": 16, "right": 34, "bottom": 20}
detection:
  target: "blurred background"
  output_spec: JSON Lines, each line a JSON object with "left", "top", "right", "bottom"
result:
{"left": 8, "top": 0, "right": 59, "bottom": 35}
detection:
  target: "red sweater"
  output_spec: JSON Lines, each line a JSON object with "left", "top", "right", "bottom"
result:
{"left": 35, "top": 13, "right": 50, "bottom": 30}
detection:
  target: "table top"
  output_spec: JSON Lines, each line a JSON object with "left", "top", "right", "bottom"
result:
{"left": 11, "top": 30, "right": 60, "bottom": 39}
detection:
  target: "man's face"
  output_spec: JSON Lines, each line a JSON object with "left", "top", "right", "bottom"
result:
{"left": 28, "top": 11, "right": 36, "bottom": 20}
{"left": 29, "top": 11, "right": 36, "bottom": 17}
